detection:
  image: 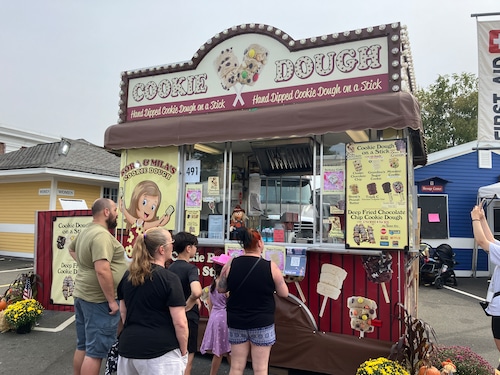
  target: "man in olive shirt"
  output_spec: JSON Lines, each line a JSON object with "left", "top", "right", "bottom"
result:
{"left": 69, "top": 198, "right": 128, "bottom": 375}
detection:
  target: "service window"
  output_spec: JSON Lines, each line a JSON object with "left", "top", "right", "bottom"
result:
{"left": 183, "top": 144, "right": 227, "bottom": 239}
{"left": 320, "top": 141, "right": 346, "bottom": 244}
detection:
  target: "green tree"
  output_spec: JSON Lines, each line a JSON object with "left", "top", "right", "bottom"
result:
{"left": 415, "top": 73, "right": 478, "bottom": 153}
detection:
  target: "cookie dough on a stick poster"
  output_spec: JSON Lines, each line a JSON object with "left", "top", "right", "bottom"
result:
{"left": 345, "top": 139, "right": 408, "bottom": 250}
{"left": 50, "top": 215, "right": 93, "bottom": 305}
{"left": 118, "top": 147, "right": 179, "bottom": 259}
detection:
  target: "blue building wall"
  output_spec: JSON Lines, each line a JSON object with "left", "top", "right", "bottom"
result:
{"left": 414, "top": 151, "right": 500, "bottom": 273}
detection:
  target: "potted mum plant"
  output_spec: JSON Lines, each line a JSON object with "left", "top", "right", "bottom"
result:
{"left": 356, "top": 357, "right": 410, "bottom": 375}
{"left": 429, "top": 345, "right": 494, "bottom": 375}
{"left": 3, "top": 298, "right": 44, "bottom": 334}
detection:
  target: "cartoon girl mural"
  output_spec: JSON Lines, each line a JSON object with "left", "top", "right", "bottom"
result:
{"left": 120, "top": 180, "right": 175, "bottom": 258}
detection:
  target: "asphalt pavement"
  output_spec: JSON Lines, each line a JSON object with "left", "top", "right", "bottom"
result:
{"left": 0, "top": 256, "right": 497, "bottom": 374}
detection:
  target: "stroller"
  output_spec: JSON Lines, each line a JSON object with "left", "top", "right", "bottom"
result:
{"left": 419, "top": 243, "right": 458, "bottom": 289}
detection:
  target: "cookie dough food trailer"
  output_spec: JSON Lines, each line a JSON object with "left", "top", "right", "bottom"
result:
{"left": 105, "top": 22, "right": 426, "bottom": 374}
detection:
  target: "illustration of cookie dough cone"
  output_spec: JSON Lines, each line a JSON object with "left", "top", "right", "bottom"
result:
{"left": 233, "top": 44, "right": 268, "bottom": 107}
{"left": 317, "top": 263, "right": 347, "bottom": 317}
{"left": 361, "top": 252, "right": 393, "bottom": 303}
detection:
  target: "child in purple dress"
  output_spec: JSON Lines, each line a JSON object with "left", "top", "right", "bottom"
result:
{"left": 200, "top": 254, "right": 231, "bottom": 375}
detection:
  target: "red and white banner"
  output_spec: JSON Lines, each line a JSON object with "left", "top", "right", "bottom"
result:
{"left": 477, "top": 20, "right": 500, "bottom": 143}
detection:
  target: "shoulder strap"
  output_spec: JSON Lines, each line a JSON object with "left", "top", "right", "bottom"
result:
{"left": 494, "top": 291, "right": 500, "bottom": 299}
{"left": 232, "top": 257, "right": 261, "bottom": 294}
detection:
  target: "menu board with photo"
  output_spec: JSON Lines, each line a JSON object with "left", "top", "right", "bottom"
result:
{"left": 345, "top": 139, "right": 408, "bottom": 250}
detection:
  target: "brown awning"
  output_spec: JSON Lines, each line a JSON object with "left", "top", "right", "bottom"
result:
{"left": 104, "top": 91, "right": 426, "bottom": 164}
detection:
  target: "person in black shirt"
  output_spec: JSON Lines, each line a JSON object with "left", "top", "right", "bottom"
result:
{"left": 117, "top": 227, "right": 188, "bottom": 374}
{"left": 170, "top": 231, "right": 202, "bottom": 375}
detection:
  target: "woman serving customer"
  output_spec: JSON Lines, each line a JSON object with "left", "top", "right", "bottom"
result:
{"left": 218, "top": 228, "right": 289, "bottom": 375}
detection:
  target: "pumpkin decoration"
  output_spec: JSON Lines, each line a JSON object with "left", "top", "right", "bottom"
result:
{"left": 0, "top": 299, "right": 7, "bottom": 311}
{"left": 418, "top": 365, "right": 440, "bottom": 375}
{"left": 440, "top": 359, "right": 456, "bottom": 374}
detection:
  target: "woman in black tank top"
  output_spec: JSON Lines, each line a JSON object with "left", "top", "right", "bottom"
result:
{"left": 218, "top": 228, "right": 289, "bottom": 375}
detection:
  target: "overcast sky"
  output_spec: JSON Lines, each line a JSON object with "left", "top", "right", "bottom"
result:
{"left": 2, "top": 1, "right": 499, "bottom": 146}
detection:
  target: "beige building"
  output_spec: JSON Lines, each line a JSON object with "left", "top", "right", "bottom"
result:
{"left": 0, "top": 138, "right": 119, "bottom": 258}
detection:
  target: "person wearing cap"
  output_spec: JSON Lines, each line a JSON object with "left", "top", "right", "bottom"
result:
{"left": 218, "top": 228, "right": 289, "bottom": 375}
{"left": 200, "top": 253, "right": 232, "bottom": 375}
{"left": 230, "top": 205, "right": 247, "bottom": 240}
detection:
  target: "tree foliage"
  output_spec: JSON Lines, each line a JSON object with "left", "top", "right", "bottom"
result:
{"left": 415, "top": 73, "right": 478, "bottom": 153}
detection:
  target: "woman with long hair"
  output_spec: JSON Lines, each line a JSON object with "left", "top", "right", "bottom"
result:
{"left": 218, "top": 228, "right": 289, "bottom": 375}
{"left": 117, "top": 227, "right": 188, "bottom": 374}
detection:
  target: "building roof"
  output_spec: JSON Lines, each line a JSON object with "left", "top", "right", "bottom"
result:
{"left": 0, "top": 138, "right": 120, "bottom": 177}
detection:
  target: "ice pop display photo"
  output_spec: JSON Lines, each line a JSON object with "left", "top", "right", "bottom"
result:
{"left": 394, "top": 139, "right": 406, "bottom": 153}
{"left": 392, "top": 181, "right": 405, "bottom": 202}
{"left": 353, "top": 224, "right": 375, "bottom": 245}
{"left": 317, "top": 263, "right": 347, "bottom": 317}
{"left": 382, "top": 182, "right": 392, "bottom": 202}
{"left": 347, "top": 296, "right": 382, "bottom": 337}
{"left": 361, "top": 251, "right": 393, "bottom": 303}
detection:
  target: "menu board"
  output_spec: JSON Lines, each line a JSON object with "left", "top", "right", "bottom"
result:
{"left": 345, "top": 139, "right": 408, "bottom": 250}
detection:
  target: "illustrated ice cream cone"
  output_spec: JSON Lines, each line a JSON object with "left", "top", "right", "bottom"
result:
{"left": 317, "top": 263, "right": 347, "bottom": 317}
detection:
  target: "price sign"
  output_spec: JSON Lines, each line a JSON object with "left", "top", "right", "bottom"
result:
{"left": 185, "top": 159, "right": 201, "bottom": 183}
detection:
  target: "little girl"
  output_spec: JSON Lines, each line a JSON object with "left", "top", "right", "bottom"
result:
{"left": 200, "top": 254, "right": 231, "bottom": 375}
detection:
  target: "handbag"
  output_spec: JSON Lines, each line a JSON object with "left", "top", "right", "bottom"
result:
{"left": 479, "top": 291, "right": 500, "bottom": 316}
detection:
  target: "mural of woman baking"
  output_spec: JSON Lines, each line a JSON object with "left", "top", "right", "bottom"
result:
{"left": 120, "top": 180, "right": 175, "bottom": 258}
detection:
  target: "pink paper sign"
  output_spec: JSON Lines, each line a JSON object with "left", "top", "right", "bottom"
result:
{"left": 428, "top": 213, "right": 440, "bottom": 223}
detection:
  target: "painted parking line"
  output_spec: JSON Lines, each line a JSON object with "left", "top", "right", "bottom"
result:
{"left": 0, "top": 267, "right": 33, "bottom": 274}
{"left": 443, "top": 285, "right": 484, "bottom": 301}
{"left": 33, "top": 315, "right": 75, "bottom": 333}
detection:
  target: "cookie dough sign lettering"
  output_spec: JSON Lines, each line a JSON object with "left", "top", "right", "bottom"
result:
{"left": 131, "top": 74, "right": 208, "bottom": 102}
{"left": 251, "top": 79, "right": 382, "bottom": 106}
{"left": 274, "top": 45, "right": 382, "bottom": 82}
{"left": 121, "top": 158, "right": 178, "bottom": 182}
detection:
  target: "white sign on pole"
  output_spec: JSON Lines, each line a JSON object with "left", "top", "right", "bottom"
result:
{"left": 477, "top": 20, "right": 500, "bottom": 143}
